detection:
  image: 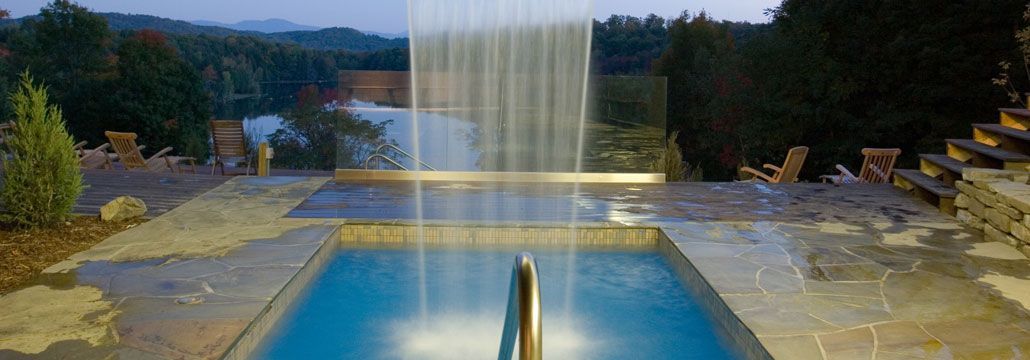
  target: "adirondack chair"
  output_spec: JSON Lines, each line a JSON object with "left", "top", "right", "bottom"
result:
{"left": 104, "top": 131, "right": 196, "bottom": 173}
{"left": 739, "top": 146, "right": 809, "bottom": 183}
{"left": 0, "top": 121, "right": 14, "bottom": 168}
{"left": 74, "top": 141, "right": 113, "bottom": 169}
{"left": 209, "top": 120, "right": 253, "bottom": 176}
{"left": 821, "top": 148, "right": 901, "bottom": 185}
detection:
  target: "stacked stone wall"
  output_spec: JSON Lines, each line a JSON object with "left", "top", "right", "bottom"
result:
{"left": 954, "top": 168, "right": 1030, "bottom": 257}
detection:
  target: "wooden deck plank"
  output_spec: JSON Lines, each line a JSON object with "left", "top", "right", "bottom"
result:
{"left": 0, "top": 169, "right": 231, "bottom": 217}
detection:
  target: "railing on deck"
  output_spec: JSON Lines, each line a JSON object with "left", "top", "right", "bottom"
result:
{"left": 363, "top": 144, "right": 438, "bottom": 171}
{"left": 497, "top": 252, "right": 542, "bottom": 360}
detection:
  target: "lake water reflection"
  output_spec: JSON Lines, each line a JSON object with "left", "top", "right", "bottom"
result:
{"left": 220, "top": 78, "right": 667, "bottom": 173}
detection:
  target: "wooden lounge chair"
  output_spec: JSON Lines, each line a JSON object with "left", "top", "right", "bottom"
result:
{"left": 210, "top": 120, "right": 253, "bottom": 176}
{"left": 739, "top": 146, "right": 809, "bottom": 183}
{"left": 0, "top": 121, "right": 14, "bottom": 168}
{"left": 104, "top": 131, "right": 196, "bottom": 173}
{"left": 74, "top": 141, "right": 113, "bottom": 169}
{"left": 821, "top": 148, "right": 901, "bottom": 185}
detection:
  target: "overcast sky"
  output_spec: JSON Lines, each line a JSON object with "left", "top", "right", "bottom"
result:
{"left": 6, "top": 0, "right": 779, "bottom": 33}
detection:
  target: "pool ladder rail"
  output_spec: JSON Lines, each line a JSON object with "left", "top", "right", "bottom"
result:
{"left": 498, "top": 252, "right": 543, "bottom": 360}
{"left": 363, "top": 144, "right": 438, "bottom": 171}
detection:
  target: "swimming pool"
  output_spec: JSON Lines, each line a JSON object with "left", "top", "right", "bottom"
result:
{"left": 251, "top": 246, "right": 745, "bottom": 359}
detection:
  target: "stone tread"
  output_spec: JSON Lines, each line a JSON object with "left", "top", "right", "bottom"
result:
{"left": 894, "top": 169, "right": 959, "bottom": 198}
{"left": 946, "top": 139, "right": 1030, "bottom": 163}
{"left": 999, "top": 108, "right": 1030, "bottom": 117}
{"left": 972, "top": 123, "right": 1030, "bottom": 142}
{"left": 919, "top": 154, "right": 974, "bottom": 175}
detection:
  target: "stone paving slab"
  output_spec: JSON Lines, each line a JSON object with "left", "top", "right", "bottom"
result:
{"left": 1, "top": 179, "right": 1029, "bottom": 359}
{"left": 661, "top": 221, "right": 1030, "bottom": 359}
{"left": 0, "top": 176, "right": 335, "bottom": 359}
{"left": 291, "top": 181, "right": 1030, "bottom": 359}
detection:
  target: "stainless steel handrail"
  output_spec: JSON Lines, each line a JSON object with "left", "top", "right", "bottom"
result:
{"left": 368, "top": 144, "right": 438, "bottom": 171}
{"left": 497, "top": 252, "right": 542, "bottom": 360}
{"left": 364, "top": 154, "right": 409, "bottom": 171}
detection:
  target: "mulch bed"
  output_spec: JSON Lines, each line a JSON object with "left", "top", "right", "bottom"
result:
{"left": 0, "top": 216, "right": 145, "bottom": 294}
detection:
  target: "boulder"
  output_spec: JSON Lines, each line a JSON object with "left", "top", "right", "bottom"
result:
{"left": 956, "top": 210, "right": 983, "bottom": 230}
{"left": 100, "top": 196, "right": 147, "bottom": 222}
{"left": 962, "top": 168, "right": 1029, "bottom": 183}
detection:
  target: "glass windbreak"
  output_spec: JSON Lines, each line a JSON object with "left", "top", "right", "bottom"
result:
{"left": 336, "top": 71, "right": 667, "bottom": 173}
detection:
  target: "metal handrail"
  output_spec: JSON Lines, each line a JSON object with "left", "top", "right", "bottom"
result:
{"left": 364, "top": 154, "right": 409, "bottom": 171}
{"left": 369, "top": 144, "right": 438, "bottom": 171}
{"left": 497, "top": 252, "right": 542, "bottom": 360}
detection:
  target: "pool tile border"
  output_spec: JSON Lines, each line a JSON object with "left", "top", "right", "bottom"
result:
{"left": 657, "top": 230, "right": 773, "bottom": 360}
{"left": 222, "top": 227, "right": 342, "bottom": 360}
{"left": 226, "top": 223, "right": 771, "bottom": 359}
{"left": 338, "top": 223, "right": 661, "bottom": 248}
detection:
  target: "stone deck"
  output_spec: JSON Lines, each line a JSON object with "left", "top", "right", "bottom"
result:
{"left": 0, "top": 176, "right": 335, "bottom": 359}
{"left": 0, "top": 179, "right": 1028, "bottom": 359}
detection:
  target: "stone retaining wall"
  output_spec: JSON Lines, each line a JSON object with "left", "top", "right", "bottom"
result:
{"left": 954, "top": 168, "right": 1030, "bottom": 257}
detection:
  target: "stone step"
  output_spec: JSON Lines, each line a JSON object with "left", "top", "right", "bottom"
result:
{"left": 893, "top": 169, "right": 958, "bottom": 215}
{"left": 999, "top": 108, "right": 1030, "bottom": 130}
{"left": 973, "top": 123, "right": 1030, "bottom": 142}
{"left": 946, "top": 139, "right": 1030, "bottom": 171}
{"left": 972, "top": 124, "right": 1030, "bottom": 158}
{"left": 918, "top": 154, "right": 972, "bottom": 186}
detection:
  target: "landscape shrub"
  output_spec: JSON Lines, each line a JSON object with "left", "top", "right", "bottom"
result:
{"left": 0, "top": 72, "right": 83, "bottom": 228}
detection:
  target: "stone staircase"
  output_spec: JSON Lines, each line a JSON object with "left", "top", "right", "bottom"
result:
{"left": 894, "top": 107, "right": 1030, "bottom": 215}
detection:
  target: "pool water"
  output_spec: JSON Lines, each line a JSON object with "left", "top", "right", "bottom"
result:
{"left": 253, "top": 248, "right": 743, "bottom": 359}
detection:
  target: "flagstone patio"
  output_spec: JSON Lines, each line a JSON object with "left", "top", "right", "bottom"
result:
{"left": 0, "top": 178, "right": 1027, "bottom": 359}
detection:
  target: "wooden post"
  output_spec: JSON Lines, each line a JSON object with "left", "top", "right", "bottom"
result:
{"left": 258, "top": 142, "right": 269, "bottom": 176}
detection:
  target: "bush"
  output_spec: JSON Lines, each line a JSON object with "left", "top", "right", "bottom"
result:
{"left": 651, "top": 131, "right": 702, "bottom": 182}
{"left": 1, "top": 72, "right": 83, "bottom": 228}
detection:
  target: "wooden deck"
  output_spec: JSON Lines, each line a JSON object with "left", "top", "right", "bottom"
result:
{"left": 72, "top": 169, "right": 230, "bottom": 217}
{"left": 0, "top": 167, "right": 333, "bottom": 217}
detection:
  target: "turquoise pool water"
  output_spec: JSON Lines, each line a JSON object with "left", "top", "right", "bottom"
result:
{"left": 253, "top": 248, "right": 743, "bottom": 359}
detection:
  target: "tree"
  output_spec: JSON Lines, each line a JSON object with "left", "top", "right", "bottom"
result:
{"left": 653, "top": 12, "right": 752, "bottom": 179}
{"left": 735, "top": 0, "right": 1025, "bottom": 179}
{"left": 592, "top": 14, "right": 668, "bottom": 75}
{"left": 1, "top": 72, "right": 83, "bottom": 228}
{"left": 268, "top": 85, "right": 389, "bottom": 170}
{"left": 90, "top": 30, "right": 211, "bottom": 158}
{"left": 11, "top": 0, "right": 112, "bottom": 138}
{"left": 0, "top": 7, "right": 12, "bottom": 120}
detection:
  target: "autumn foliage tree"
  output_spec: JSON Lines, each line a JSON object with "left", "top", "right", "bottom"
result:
{"left": 88, "top": 29, "right": 211, "bottom": 157}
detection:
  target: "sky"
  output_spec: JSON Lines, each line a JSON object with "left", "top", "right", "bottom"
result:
{"left": 6, "top": 0, "right": 780, "bottom": 33}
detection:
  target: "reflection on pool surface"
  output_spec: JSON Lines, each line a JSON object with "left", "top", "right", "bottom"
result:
{"left": 253, "top": 248, "right": 743, "bottom": 359}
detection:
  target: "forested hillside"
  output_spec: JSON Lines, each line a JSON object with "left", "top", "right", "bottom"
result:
{"left": 0, "top": 1, "right": 1025, "bottom": 178}
{"left": 0, "top": 1, "right": 407, "bottom": 160}
{"left": 0, "top": 11, "right": 406, "bottom": 52}
{"left": 653, "top": 3, "right": 1025, "bottom": 179}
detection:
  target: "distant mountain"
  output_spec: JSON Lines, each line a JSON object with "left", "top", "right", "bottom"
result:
{"left": 362, "top": 30, "right": 408, "bottom": 39}
{"left": 0, "top": 13, "right": 407, "bottom": 52}
{"left": 102, "top": 13, "right": 244, "bottom": 36}
{"left": 265, "top": 27, "right": 408, "bottom": 51}
{"left": 191, "top": 18, "right": 320, "bottom": 33}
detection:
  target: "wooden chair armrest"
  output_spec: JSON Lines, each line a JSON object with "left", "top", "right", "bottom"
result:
{"left": 834, "top": 164, "right": 860, "bottom": 184}
{"left": 147, "top": 147, "right": 175, "bottom": 162}
{"left": 763, "top": 163, "right": 783, "bottom": 173}
{"left": 73, "top": 141, "right": 88, "bottom": 151}
{"left": 740, "top": 166, "right": 776, "bottom": 182}
{"left": 94, "top": 143, "right": 111, "bottom": 152}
